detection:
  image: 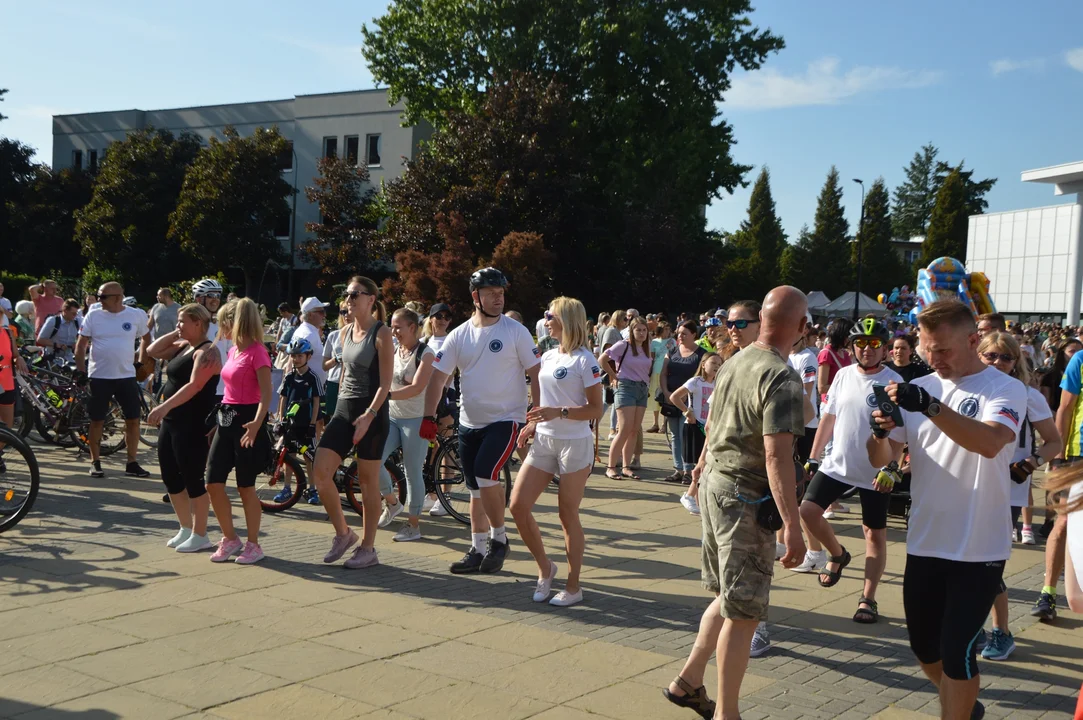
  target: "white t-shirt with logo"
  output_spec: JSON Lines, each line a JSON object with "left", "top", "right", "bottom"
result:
{"left": 821, "top": 364, "right": 902, "bottom": 490}
{"left": 79, "top": 306, "right": 150, "bottom": 380}
{"left": 680, "top": 377, "right": 715, "bottom": 425}
{"left": 789, "top": 347, "right": 820, "bottom": 429}
{"left": 536, "top": 348, "right": 601, "bottom": 440}
{"left": 1010, "top": 385, "right": 1053, "bottom": 507}
{"left": 432, "top": 314, "right": 540, "bottom": 428}
{"left": 888, "top": 365, "right": 1026, "bottom": 562}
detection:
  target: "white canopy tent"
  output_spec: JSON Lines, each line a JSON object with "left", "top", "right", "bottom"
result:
{"left": 818, "top": 291, "right": 888, "bottom": 318}
{"left": 806, "top": 291, "right": 831, "bottom": 312}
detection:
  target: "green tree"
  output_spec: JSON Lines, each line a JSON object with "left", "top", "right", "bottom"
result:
{"left": 8, "top": 166, "right": 93, "bottom": 276}
{"left": 74, "top": 128, "right": 202, "bottom": 291}
{"left": 362, "top": 0, "right": 784, "bottom": 240}
{"left": 780, "top": 225, "right": 814, "bottom": 291}
{"left": 0, "top": 88, "right": 8, "bottom": 122}
{"left": 853, "top": 178, "right": 905, "bottom": 299}
{"left": 169, "top": 126, "right": 293, "bottom": 296}
{"left": 0, "top": 137, "right": 37, "bottom": 253}
{"left": 892, "top": 143, "right": 996, "bottom": 239}
{"left": 934, "top": 160, "right": 996, "bottom": 217}
{"left": 920, "top": 166, "right": 970, "bottom": 266}
{"left": 302, "top": 156, "right": 380, "bottom": 287}
{"left": 803, "top": 167, "right": 851, "bottom": 297}
{"left": 718, "top": 167, "right": 786, "bottom": 302}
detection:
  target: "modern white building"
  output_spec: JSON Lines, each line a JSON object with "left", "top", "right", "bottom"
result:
{"left": 52, "top": 89, "right": 432, "bottom": 291}
{"left": 966, "top": 161, "right": 1083, "bottom": 324}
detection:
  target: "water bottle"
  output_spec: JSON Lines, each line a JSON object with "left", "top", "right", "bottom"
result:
{"left": 45, "top": 388, "right": 63, "bottom": 409}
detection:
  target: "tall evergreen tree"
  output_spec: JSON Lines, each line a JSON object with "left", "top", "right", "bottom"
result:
{"left": 718, "top": 167, "right": 786, "bottom": 302}
{"left": 892, "top": 143, "right": 938, "bottom": 240}
{"left": 934, "top": 161, "right": 997, "bottom": 217}
{"left": 780, "top": 225, "right": 815, "bottom": 291}
{"left": 853, "top": 178, "right": 905, "bottom": 299}
{"left": 805, "top": 167, "right": 851, "bottom": 297}
{"left": 919, "top": 167, "right": 970, "bottom": 266}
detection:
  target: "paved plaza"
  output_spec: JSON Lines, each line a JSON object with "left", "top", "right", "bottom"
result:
{"left": 1, "top": 431, "right": 1081, "bottom": 719}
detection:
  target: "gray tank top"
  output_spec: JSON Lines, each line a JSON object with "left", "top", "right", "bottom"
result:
{"left": 339, "top": 321, "right": 382, "bottom": 400}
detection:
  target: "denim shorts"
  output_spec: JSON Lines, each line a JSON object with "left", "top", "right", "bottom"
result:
{"left": 614, "top": 379, "right": 649, "bottom": 409}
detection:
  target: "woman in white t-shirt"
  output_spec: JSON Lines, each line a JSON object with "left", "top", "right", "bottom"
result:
{"left": 668, "top": 353, "right": 721, "bottom": 516}
{"left": 376, "top": 309, "right": 436, "bottom": 542}
{"left": 510, "top": 297, "right": 604, "bottom": 608}
{"left": 976, "top": 332, "right": 1061, "bottom": 661}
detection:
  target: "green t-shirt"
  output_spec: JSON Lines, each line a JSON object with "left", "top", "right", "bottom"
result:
{"left": 705, "top": 343, "right": 804, "bottom": 493}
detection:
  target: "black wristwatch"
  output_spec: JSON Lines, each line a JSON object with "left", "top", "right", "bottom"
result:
{"left": 924, "top": 399, "right": 942, "bottom": 418}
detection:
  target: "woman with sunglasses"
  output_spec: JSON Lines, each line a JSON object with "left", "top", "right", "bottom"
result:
{"left": 312, "top": 276, "right": 394, "bottom": 569}
{"left": 725, "top": 301, "right": 761, "bottom": 351}
{"left": 975, "top": 331, "right": 1061, "bottom": 661}
{"left": 322, "top": 303, "right": 350, "bottom": 418}
{"left": 659, "top": 321, "right": 706, "bottom": 483}
{"left": 600, "top": 316, "right": 653, "bottom": 479}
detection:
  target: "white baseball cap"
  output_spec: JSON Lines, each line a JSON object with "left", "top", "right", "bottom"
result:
{"left": 301, "top": 297, "right": 329, "bottom": 314}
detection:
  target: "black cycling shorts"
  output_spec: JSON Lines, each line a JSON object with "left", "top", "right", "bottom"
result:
{"left": 903, "top": 554, "right": 1004, "bottom": 681}
{"left": 0, "top": 388, "right": 15, "bottom": 406}
{"left": 88, "top": 377, "right": 141, "bottom": 422}
{"left": 318, "top": 397, "right": 390, "bottom": 462}
{"left": 205, "top": 404, "right": 270, "bottom": 489}
{"left": 458, "top": 421, "right": 520, "bottom": 491}
{"left": 159, "top": 418, "right": 209, "bottom": 499}
{"left": 804, "top": 470, "right": 890, "bottom": 530}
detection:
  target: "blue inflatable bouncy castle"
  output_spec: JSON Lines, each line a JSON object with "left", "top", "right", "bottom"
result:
{"left": 914, "top": 257, "right": 997, "bottom": 320}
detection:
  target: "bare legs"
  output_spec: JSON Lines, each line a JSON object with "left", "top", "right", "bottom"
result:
{"left": 608, "top": 406, "right": 645, "bottom": 471}
{"left": 918, "top": 660, "right": 980, "bottom": 720}
{"left": 510, "top": 462, "right": 590, "bottom": 592}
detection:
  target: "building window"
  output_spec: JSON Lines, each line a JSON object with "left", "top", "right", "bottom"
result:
{"left": 88, "top": 150, "right": 98, "bottom": 172}
{"left": 278, "top": 141, "right": 293, "bottom": 171}
{"left": 366, "top": 134, "right": 381, "bottom": 166}
{"left": 323, "top": 137, "right": 338, "bottom": 159}
{"left": 345, "top": 135, "right": 359, "bottom": 165}
{"left": 72, "top": 150, "right": 83, "bottom": 170}
{"left": 905, "top": 249, "right": 921, "bottom": 266}
{"left": 274, "top": 211, "right": 292, "bottom": 239}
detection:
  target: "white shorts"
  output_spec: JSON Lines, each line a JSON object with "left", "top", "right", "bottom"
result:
{"left": 525, "top": 434, "right": 594, "bottom": 476}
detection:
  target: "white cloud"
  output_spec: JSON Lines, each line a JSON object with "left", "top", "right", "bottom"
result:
{"left": 1066, "top": 48, "right": 1083, "bottom": 73}
{"left": 10, "top": 105, "right": 66, "bottom": 120}
{"left": 990, "top": 57, "right": 1045, "bottom": 76}
{"left": 269, "top": 35, "right": 364, "bottom": 65}
{"left": 725, "top": 57, "right": 941, "bottom": 110}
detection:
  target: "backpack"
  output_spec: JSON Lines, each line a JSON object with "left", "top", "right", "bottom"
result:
{"left": 413, "top": 339, "right": 428, "bottom": 371}
{"left": 49, "top": 313, "right": 78, "bottom": 339}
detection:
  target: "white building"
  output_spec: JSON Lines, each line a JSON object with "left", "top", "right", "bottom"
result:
{"left": 52, "top": 89, "right": 432, "bottom": 289}
{"left": 966, "top": 161, "right": 1083, "bottom": 324}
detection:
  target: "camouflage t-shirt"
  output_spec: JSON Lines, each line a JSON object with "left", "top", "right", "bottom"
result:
{"left": 705, "top": 343, "right": 805, "bottom": 494}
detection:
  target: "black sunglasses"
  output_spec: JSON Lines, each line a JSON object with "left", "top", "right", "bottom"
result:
{"left": 981, "top": 351, "right": 1015, "bottom": 363}
{"left": 544, "top": 311, "right": 556, "bottom": 321}
{"left": 95, "top": 293, "right": 122, "bottom": 300}
{"left": 433, "top": 313, "right": 451, "bottom": 321}
{"left": 345, "top": 290, "right": 373, "bottom": 301}
{"left": 338, "top": 308, "right": 349, "bottom": 316}
{"left": 726, "top": 319, "right": 756, "bottom": 330}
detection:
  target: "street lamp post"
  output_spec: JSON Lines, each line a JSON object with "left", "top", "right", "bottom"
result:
{"left": 287, "top": 144, "right": 299, "bottom": 302}
{"left": 852, "top": 178, "right": 866, "bottom": 321}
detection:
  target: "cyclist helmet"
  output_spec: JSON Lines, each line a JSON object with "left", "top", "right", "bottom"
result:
{"left": 704, "top": 317, "right": 722, "bottom": 328}
{"left": 286, "top": 337, "right": 313, "bottom": 355}
{"left": 192, "top": 278, "right": 223, "bottom": 298}
{"left": 848, "top": 317, "right": 891, "bottom": 344}
{"left": 469, "top": 267, "right": 509, "bottom": 291}
{"left": 122, "top": 296, "right": 138, "bottom": 307}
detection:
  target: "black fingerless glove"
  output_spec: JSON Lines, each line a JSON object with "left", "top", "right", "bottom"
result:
{"left": 1009, "top": 461, "right": 1031, "bottom": 485}
{"left": 869, "top": 413, "right": 889, "bottom": 439}
{"left": 894, "top": 383, "right": 932, "bottom": 413}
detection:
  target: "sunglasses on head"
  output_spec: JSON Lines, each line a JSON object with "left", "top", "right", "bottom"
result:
{"left": 982, "top": 351, "right": 1015, "bottom": 363}
{"left": 853, "top": 337, "right": 884, "bottom": 349}
{"left": 725, "top": 319, "right": 755, "bottom": 330}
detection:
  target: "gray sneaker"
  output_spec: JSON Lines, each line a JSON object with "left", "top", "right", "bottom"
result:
{"left": 750, "top": 623, "right": 771, "bottom": 657}
{"left": 392, "top": 526, "right": 422, "bottom": 543}
{"left": 378, "top": 501, "right": 404, "bottom": 528}
{"left": 323, "top": 530, "right": 358, "bottom": 563}
{"left": 344, "top": 546, "right": 379, "bottom": 569}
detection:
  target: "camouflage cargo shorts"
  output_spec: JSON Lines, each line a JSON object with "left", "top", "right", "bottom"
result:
{"left": 700, "top": 471, "right": 776, "bottom": 621}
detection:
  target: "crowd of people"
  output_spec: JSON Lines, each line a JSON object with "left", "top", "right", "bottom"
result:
{"left": 4, "top": 272, "right": 1083, "bottom": 720}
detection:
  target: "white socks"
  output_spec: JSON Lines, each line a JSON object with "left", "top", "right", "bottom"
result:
{"left": 491, "top": 525, "right": 507, "bottom": 544}
{"left": 472, "top": 532, "right": 488, "bottom": 553}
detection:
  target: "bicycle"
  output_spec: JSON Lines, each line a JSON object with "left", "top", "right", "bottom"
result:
{"left": 137, "top": 383, "right": 162, "bottom": 449}
{"left": 14, "top": 362, "right": 125, "bottom": 455}
{"left": 0, "top": 424, "right": 41, "bottom": 532}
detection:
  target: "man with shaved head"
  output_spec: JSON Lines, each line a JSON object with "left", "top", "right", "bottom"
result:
{"left": 75, "top": 281, "right": 152, "bottom": 479}
{"left": 664, "top": 286, "right": 808, "bottom": 720}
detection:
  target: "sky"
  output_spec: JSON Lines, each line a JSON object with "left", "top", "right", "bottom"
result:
{"left": 2, "top": 0, "right": 1082, "bottom": 239}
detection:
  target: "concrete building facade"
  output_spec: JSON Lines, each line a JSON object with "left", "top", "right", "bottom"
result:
{"left": 52, "top": 89, "right": 431, "bottom": 288}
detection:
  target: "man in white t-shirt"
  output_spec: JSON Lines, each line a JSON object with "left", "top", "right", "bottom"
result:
{"left": 800, "top": 318, "right": 902, "bottom": 622}
{"left": 868, "top": 300, "right": 1026, "bottom": 720}
{"left": 535, "top": 315, "right": 549, "bottom": 340}
{"left": 620, "top": 309, "right": 639, "bottom": 340}
{"left": 787, "top": 317, "right": 825, "bottom": 573}
{"left": 423, "top": 268, "right": 541, "bottom": 575}
{"left": 74, "top": 282, "right": 152, "bottom": 479}
{"left": 294, "top": 297, "right": 328, "bottom": 384}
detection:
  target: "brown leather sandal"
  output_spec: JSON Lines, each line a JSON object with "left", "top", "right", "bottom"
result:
{"left": 662, "top": 675, "right": 715, "bottom": 719}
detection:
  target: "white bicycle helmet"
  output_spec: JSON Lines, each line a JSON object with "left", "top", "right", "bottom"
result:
{"left": 191, "top": 278, "right": 223, "bottom": 298}
{"left": 123, "top": 296, "right": 138, "bottom": 307}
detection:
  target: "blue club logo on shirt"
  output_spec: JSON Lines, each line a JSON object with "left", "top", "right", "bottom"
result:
{"left": 489, "top": 339, "right": 503, "bottom": 353}
{"left": 554, "top": 367, "right": 568, "bottom": 380}
{"left": 959, "top": 397, "right": 980, "bottom": 418}
{"left": 122, "top": 322, "right": 132, "bottom": 331}
{"left": 865, "top": 393, "right": 878, "bottom": 408}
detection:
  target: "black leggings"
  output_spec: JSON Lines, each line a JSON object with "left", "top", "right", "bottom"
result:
{"left": 682, "top": 423, "right": 705, "bottom": 467}
{"left": 158, "top": 418, "right": 209, "bottom": 499}
{"left": 205, "top": 404, "right": 270, "bottom": 489}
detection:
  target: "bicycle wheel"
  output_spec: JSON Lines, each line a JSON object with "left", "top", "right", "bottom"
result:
{"left": 71, "top": 400, "right": 126, "bottom": 456}
{"left": 341, "top": 460, "right": 365, "bottom": 517}
{"left": 431, "top": 441, "right": 471, "bottom": 525}
{"left": 0, "top": 427, "right": 40, "bottom": 532}
{"left": 256, "top": 452, "right": 305, "bottom": 512}
{"left": 138, "top": 386, "right": 161, "bottom": 449}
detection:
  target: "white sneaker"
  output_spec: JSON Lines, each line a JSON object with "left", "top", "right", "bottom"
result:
{"left": 750, "top": 622, "right": 771, "bottom": 657}
{"left": 1021, "top": 528, "right": 1036, "bottom": 545}
{"left": 167, "top": 527, "right": 192, "bottom": 548}
{"left": 1011, "top": 528, "right": 1019, "bottom": 544}
{"left": 176, "top": 532, "right": 213, "bottom": 553}
{"left": 791, "top": 550, "right": 827, "bottom": 573}
{"left": 549, "top": 588, "right": 583, "bottom": 607}
{"left": 421, "top": 495, "right": 438, "bottom": 513}
{"left": 428, "top": 500, "right": 448, "bottom": 517}
{"left": 533, "top": 562, "right": 558, "bottom": 602}
{"left": 680, "top": 494, "right": 700, "bottom": 515}
{"left": 775, "top": 542, "right": 785, "bottom": 560}
{"left": 822, "top": 509, "right": 837, "bottom": 520}
{"left": 379, "top": 501, "right": 404, "bottom": 528}
{"left": 392, "top": 525, "right": 422, "bottom": 543}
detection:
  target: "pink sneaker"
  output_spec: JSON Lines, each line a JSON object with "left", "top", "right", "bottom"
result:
{"left": 343, "top": 546, "right": 379, "bottom": 569}
{"left": 235, "top": 542, "right": 264, "bottom": 565}
{"left": 210, "top": 537, "right": 243, "bottom": 563}
{"left": 323, "top": 530, "right": 358, "bottom": 563}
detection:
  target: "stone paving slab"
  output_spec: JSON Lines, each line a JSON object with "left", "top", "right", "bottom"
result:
{"left": 0, "top": 435, "right": 1081, "bottom": 718}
